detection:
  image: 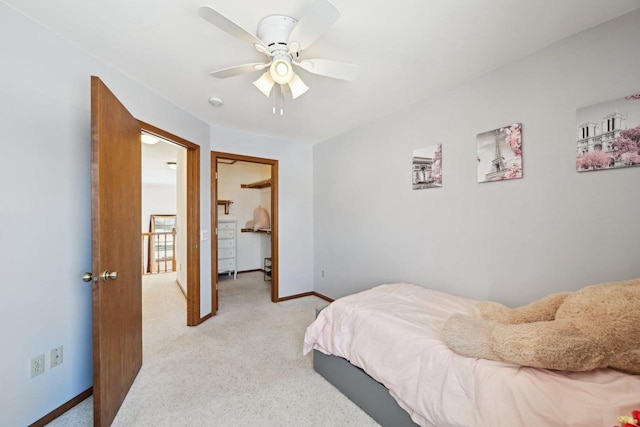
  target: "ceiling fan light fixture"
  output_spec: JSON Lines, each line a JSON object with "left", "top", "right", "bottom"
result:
{"left": 270, "top": 57, "right": 293, "bottom": 84}
{"left": 199, "top": 3, "right": 358, "bottom": 109}
{"left": 141, "top": 133, "right": 159, "bottom": 145}
{"left": 288, "top": 73, "right": 309, "bottom": 99}
{"left": 275, "top": 62, "right": 288, "bottom": 76}
{"left": 253, "top": 71, "right": 275, "bottom": 97}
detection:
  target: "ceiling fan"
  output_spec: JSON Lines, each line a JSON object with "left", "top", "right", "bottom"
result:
{"left": 197, "top": 0, "right": 358, "bottom": 100}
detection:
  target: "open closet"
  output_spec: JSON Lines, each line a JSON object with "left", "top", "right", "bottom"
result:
{"left": 212, "top": 151, "right": 279, "bottom": 311}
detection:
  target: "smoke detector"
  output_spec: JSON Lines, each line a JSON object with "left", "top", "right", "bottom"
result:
{"left": 208, "top": 97, "right": 224, "bottom": 107}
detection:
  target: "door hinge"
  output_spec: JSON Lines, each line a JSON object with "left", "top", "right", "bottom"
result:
{"left": 215, "top": 227, "right": 218, "bottom": 235}
{"left": 215, "top": 172, "right": 218, "bottom": 179}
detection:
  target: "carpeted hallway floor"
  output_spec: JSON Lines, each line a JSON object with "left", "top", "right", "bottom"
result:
{"left": 46, "top": 271, "right": 379, "bottom": 426}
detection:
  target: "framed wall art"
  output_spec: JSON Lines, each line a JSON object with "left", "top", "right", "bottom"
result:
{"left": 412, "top": 144, "right": 442, "bottom": 190}
{"left": 576, "top": 92, "right": 640, "bottom": 172}
{"left": 476, "top": 123, "right": 522, "bottom": 183}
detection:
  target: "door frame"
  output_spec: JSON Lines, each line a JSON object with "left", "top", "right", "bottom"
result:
{"left": 139, "top": 121, "right": 202, "bottom": 326}
{"left": 211, "top": 151, "right": 279, "bottom": 311}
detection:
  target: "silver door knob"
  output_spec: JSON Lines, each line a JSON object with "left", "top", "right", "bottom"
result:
{"left": 82, "top": 272, "right": 96, "bottom": 282}
{"left": 100, "top": 270, "right": 119, "bottom": 281}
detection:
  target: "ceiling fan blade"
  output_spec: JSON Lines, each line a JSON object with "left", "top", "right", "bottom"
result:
{"left": 210, "top": 63, "right": 270, "bottom": 79}
{"left": 197, "top": 6, "right": 266, "bottom": 49}
{"left": 288, "top": 0, "right": 340, "bottom": 52}
{"left": 295, "top": 59, "right": 359, "bottom": 81}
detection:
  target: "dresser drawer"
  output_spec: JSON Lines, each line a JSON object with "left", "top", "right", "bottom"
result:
{"left": 216, "top": 220, "right": 236, "bottom": 276}
{"left": 218, "top": 229, "right": 234, "bottom": 239}
{"left": 218, "top": 248, "right": 234, "bottom": 260}
{"left": 217, "top": 239, "right": 235, "bottom": 249}
{"left": 218, "top": 222, "right": 235, "bottom": 230}
{"left": 218, "top": 258, "right": 235, "bottom": 272}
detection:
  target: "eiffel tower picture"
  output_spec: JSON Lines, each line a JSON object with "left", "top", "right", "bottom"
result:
{"left": 476, "top": 123, "right": 523, "bottom": 183}
{"left": 485, "top": 129, "right": 507, "bottom": 181}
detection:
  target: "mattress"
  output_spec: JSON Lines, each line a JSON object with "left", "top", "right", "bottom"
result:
{"left": 303, "top": 283, "right": 640, "bottom": 427}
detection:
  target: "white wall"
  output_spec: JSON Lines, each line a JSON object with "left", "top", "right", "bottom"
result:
{"left": 217, "top": 162, "right": 271, "bottom": 271}
{"left": 142, "top": 184, "right": 177, "bottom": 231}
{"left": 211, "top": 128, "right": 314, "bottom": 297}
{"left": 313, "top": 10, "right": 640, "bottom": 305}
{"left": 176, "top": 149, "right": 188, "bottom": 293}
{"left": 0, "top": 4, "right": 210, "bottom": 425}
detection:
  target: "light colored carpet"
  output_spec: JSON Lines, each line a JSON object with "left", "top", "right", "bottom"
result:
{"left": 47, "top": 272, "right": 379, "bottom": 426}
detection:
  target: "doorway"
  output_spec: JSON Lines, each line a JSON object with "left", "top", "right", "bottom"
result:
{"left": 141, "top": 136, "right": 182, "bottom": 277}
{"left": 139, "top": 121, "right": 202, "bottom": 326}
{"left": 211, "top": 151, "right": 279, "bottom": 314}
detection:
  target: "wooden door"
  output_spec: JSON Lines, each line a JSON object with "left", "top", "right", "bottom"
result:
{"left": 91, "top": 76, "right": 142, "bottom": 426}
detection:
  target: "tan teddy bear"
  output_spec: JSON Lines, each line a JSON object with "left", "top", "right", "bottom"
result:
{"left": 245, "top": 206, "right": 270, "bottom": 231}
{"left": 442, "top": 278, "right": 640, "bottom": 374}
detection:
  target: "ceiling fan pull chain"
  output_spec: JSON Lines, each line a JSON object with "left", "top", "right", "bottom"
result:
{"left": 280, "top": 84, "right": 284, "bottom": 116}
{"left": 272, "top": 85, "right": 276, "bottom": 115}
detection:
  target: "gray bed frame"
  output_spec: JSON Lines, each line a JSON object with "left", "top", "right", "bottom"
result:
{"left": 312, "top": 309, "right": 419, "bottom": 427}
{"left": 313, "top": 350, "right": 419, "bottom": 426}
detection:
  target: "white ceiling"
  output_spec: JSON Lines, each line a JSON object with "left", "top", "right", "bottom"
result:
{"left": 142, "top": 137, "right": 180, "bottom": 185}
{"left": 6, "top": 0, "right": 640, "bottom": 144}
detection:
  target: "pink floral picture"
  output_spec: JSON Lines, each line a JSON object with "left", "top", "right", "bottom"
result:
{"left": 412, "top": 144, "right": 442, "bottom": 189}
{"left": 476, "top": 123, "right": 523, "bottom": 183}
{"left": 576, "top": 92, "right": 640, "bottom": 172}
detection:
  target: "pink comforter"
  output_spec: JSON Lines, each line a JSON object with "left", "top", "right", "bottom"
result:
{"left": 303, "top": 283, "right": 640, "bottom": 427}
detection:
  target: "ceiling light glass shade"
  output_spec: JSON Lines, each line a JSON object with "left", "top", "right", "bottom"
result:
{"left": 270, "top": 58, "right": 293, "bottom": 84}
{"left": 288, "top": 73, "right": 309, "bottom": 99}
{"left": 253, "top": 71, "right": 275, "bottom": 98}
{"left": 141, "top": 134, "right": 159, "bottom": 145}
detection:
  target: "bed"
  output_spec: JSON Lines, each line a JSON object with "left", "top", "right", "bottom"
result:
{"left": 303, "top": 283, "right": 640, "bottom": 427}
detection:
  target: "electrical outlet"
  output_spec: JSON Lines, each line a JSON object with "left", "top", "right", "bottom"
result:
{"left": 50, "top": 345, "right": 63, "bottom": 368}
{"left": 30, "top": 354, "right": 45, "bottom": 378}
{"left": 321, "top": 270, "right": 325, "bottom": 278}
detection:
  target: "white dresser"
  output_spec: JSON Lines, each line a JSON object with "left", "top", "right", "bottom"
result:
{"left": 217, "top": 218, "right": 237, "bottom": 279}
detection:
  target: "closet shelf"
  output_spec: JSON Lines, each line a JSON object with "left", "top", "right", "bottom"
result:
{"left": 241, "top": 228, "right": 271, "bottom": 234}
{"left": 217, "top": 200, "right": 233, "bottom": 215}
{"left": 240, "top": 179, "right": 271, "bottom": 189}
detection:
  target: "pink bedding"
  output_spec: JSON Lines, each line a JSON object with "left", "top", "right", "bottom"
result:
{"left": 303, "top": 283, "right": 640, "bottom": 427}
